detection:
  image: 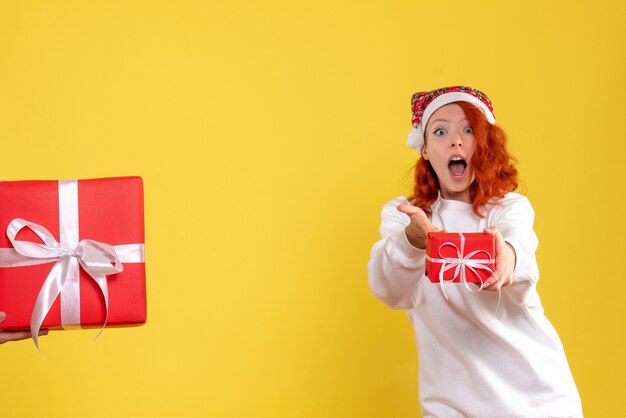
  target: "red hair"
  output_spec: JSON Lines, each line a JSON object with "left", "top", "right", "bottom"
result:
{"left": 409, "top": 101, "right": 518, "bottom": 217}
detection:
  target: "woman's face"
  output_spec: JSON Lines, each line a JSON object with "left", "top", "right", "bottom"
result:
{"left": 422, "top": 103, "right": 476, "bottom": 203}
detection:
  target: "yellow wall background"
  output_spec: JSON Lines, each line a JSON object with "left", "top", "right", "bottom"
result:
{"left": 1, "top": 1, "right": 624, "bottom": 417}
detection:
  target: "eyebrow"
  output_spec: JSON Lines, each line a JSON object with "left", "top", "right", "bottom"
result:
{"left": 430, "top": 117, "right": 469, "bottom": 125}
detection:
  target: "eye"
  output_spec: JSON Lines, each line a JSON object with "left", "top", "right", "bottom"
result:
{"left": 433, "top": 128, "right": 447, "bottom": 136}
{"left": 464, "top": 127, "right": 473, "bottom": 134}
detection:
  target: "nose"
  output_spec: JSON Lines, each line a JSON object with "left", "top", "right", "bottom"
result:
{"left": 450, "top": 131, "right": 463, "bottom": 148}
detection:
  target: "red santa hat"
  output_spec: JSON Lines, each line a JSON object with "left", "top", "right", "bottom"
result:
{"left": 407, "top": 86, "right": 496, "bottom": 153}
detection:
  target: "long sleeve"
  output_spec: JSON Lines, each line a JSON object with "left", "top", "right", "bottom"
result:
{"left": 367, "top": 197, "right": 426, "bottom": 309}
{"left": 490, "top": 194, "right": 541, "bottom": 307}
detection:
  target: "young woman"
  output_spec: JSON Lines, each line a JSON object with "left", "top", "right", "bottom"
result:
{"left": 368, "top": 86, "right": 583, "bottom": 417}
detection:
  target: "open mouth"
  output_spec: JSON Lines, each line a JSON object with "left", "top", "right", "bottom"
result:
{"left": 448, "top": 156, "right": 467, "bottom": 180}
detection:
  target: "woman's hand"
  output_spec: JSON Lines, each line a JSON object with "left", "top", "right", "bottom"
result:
{"left": 397, "top": 203, "right": 440, "bottom": 249}
{"left": 482, "top": 226, "right": 516, "bottom": 291}
{"left": 0, "top": 312, "right": 48, "bottom": 344}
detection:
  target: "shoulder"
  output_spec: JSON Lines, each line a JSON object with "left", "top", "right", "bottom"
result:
{"left": 486, "top": 192, "right": 535, "bottom": 221}
{"left": 489, "top": 192, "right": 533, "bottom": 210}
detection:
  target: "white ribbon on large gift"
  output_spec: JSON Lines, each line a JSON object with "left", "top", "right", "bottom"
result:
{"left": 425, "top": 232, "right": 495, "bottom": 300}
{"left": 0, "top": 180, "right": 144, "bottom": 349}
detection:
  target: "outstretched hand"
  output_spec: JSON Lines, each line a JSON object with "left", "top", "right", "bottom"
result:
{"left": 0, "top": 312, "right": 48, "bottom": 344}
{"left": 482, "top": 226, "right": 516, "bottom": 291}
{"left": 397, "top": 203, "right": 441, "bottom": 249}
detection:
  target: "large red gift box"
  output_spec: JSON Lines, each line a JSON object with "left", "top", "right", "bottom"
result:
{"left": 425, "top": 232, "right": 495, "bottom": 285}
{"left": 0, "top": 177, "right": 146, "bottom": 337}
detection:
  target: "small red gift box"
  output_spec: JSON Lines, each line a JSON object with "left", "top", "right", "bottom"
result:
{"left": 0, "top": 177, "right": 146, "bottom": 345}
{"left": 425, "top": 232, "right": 495, "bottom": 285}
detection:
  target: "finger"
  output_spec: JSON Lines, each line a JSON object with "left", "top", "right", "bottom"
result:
{"left": 484, "top": 269, "right": 513, "bottom": 291}
{"left": 483, "top": 281, "right": 502, "bottom": 291}
{"left": 0, "top": 329, "right": 48, "bottom": 344}
{"left": 0, "top": 311, "right": 6, "bottom": 325}
{"left": 398, "top": 205, "right": 442, "bottom": 235}
{"left": 485, "top": 277, "right": 512, "bottom": 290}
{"left": 484, "top": 263, "right": 509, "bottom": 288}
{"left": 398, "top": 205, "right": 430, "bottom": 230}
{"left": 0, "top": 330, "right": 32, "bottom": 344}
{"left": 483, "top": 279, "right": 505, "bottom": 291}
{"left": 483, "top": 226, "right": 497, "bottom": 235}
{"left": 488, "top": 260, "right": 507, "bottom": 283}
{"left": 397, "top": 203, "right": 426, "bottom": 218}
{"left": 482, "top": 271, "right": 499, "bottom": 289}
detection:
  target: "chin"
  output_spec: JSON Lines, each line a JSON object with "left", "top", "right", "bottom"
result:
{"left": 440, "top": 173, "right": 475, "bottom": 200}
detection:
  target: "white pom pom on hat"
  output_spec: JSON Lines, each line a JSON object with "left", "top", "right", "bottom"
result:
{"left": 407, "top": 86, "right": 496, "bottom": 154}
{"left": 407, "top": 125, "right": 424, "bottom": 151}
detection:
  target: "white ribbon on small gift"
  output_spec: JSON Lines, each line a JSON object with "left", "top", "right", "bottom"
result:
{"left": 425, "top": 232, "right": 495, "bottom": 300}
{"left": 0, "top": 180, "right": 144, "bottom": 349}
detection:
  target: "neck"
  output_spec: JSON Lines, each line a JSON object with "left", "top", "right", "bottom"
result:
{"left": 440, "top": 189, "right": 471, "bottom": 204}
